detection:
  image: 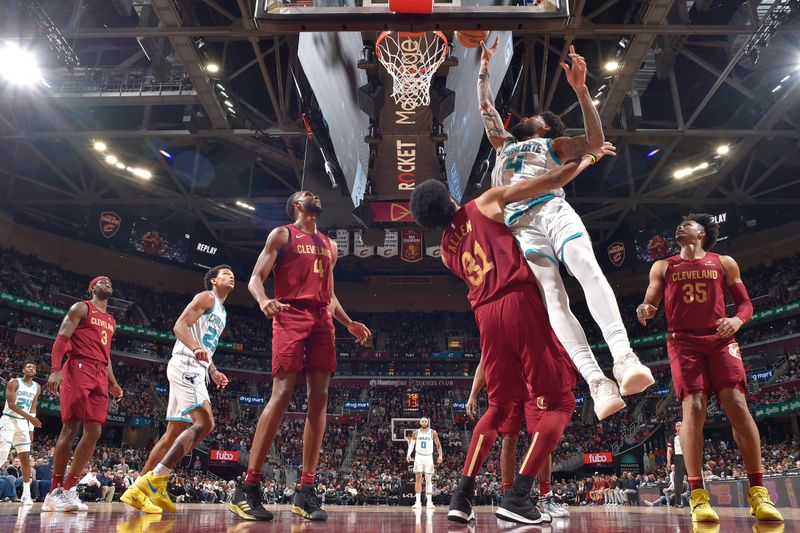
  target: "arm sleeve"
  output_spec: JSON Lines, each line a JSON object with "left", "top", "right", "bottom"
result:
{"left": 407, "top": 438, "right": 414, "bottom": 459}
{"left": 728, "top": 282, "right": 753, "bottom": 324}
{"left": 51, "top": 334, "right": 70, "bottom": 372}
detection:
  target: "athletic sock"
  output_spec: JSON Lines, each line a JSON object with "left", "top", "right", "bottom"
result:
{"left": 153, "top": 463, "right": 173, "bottom": 477}
{"left": 300, "top": 471, "right": 315, "bottom": 486}
{"left": 63, "top": 473, "right": 81, "bottom": 491}
{"left": 501, "top": 481, "right": 512, "bottom": 494}
{"left": 244, "top": 468, "right": 261, "bottom": 485}
{"left": 51, "top": 474, "right": 65, "bottom": 491}
{"left": 415, "top": 493, "right": 421, "bottom": 503}
{"left": 688, "top": 476, "right": 704, "bottom": 491}
{"left": 539, "top": 479, "right": 551, "bottom": 496}
{"left": 22, "top": 481, "right": 30, "bottom": 497}
{"left": 747, "top": 471, "right": 764, "bottom": 489}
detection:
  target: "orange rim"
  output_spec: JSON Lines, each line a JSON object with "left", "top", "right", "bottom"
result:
{"left": 375, "top": 31, "right": 448, "bottom": 75}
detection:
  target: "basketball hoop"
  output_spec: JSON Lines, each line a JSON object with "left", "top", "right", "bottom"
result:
{"left": 375, "top": 31, "right": 448, "bottom": 111}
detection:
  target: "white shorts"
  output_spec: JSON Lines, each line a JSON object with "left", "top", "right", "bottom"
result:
{"left": 413, "top": 455, "right": 434, "bottom": 474}
{"left": 166, "top": 355, "right": 210, "bottom": 423}
{"left": 0, "top": 414, "right": 34, "bottom": 453}
{"left": 509, "top": 197, "right": 589, "bottom": 268}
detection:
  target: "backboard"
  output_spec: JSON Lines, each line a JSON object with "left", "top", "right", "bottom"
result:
{"left": 254, "top": 0, "right": 569, "bottom": 33}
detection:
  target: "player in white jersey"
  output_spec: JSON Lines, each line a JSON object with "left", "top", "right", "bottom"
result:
{"left": 0, "top": 361, "right": 41, "bottom": 505}
{"left": 407, "top": 417, "right": 443, "bottom": 509}
{"left": 121, "top": 265, "right": 233, "bottom": 514}
{"left": 477, "top": 39, "right": 653, "bottom": 420}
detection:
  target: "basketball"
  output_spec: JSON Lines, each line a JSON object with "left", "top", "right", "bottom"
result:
{"left": 455, "top": 30, "right": 490, "bottom": 48}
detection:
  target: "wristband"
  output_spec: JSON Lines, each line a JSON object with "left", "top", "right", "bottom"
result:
{"left": 192, "top": 347, "right": 204, "bottom": 354}
{"left": 581, "top": 153, "right": 597, "bottom": 164}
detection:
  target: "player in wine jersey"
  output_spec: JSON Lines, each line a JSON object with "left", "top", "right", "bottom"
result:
{"left": 45, "top": 276, "right": 123, "bottom": 512}
{"left": 0, "top": 361, "right": 41, "bottom": 505}
{"left": 121, "top": 265, "right": 234, "bottom": 514}
{"left": 637, "top": 214, "right": 782, "bottom": 523}
{"left": 406, "top": 417, "right": 443, "bottom": 509}
{"left": 478, "top": 39, "right": 653, "bottom": 419}
{"left": 229, "top": 190, "right": 371, "bottom": 522}
{"left": 411, "top": 144, "right": 614, "bottom": 524}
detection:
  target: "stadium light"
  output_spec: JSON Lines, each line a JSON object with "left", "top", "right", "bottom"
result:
{"left": 93, "top": 141, "right": 107, "bottom": 152}
{"left": 716, "top": 144, "right": 730, "bottom": 155}
{"left": 236, "top": 201, "right": 256, "bottom": 211}
{"left": 0, "top": 42, "right": 42, "bottom": 86}
{"left": 206, "top": 63, "right": 220, "bottom": 74}
{"left": 592, "top": 99, "right": 600, "bottom": 106}
{"left": 158, "top": 149, "right": 173, "bottom": 159}
{"left": 604, "top": 60, "right": 620, "bottom": 72}
{"left": 105, "top": 154, "right": 118, "bottom": 165}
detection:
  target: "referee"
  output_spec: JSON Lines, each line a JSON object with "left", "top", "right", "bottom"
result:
{"left": 666, "top": 421, "right": 686, "bottom": 508}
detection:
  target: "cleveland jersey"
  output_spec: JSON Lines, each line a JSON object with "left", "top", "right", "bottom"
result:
{"left": 273, "top": 224, "right": 334, "bottom": 307}
{"left": 172, "top": 292, "right": 227, "bottom": 370}
{"left": 2, "top": 378, "right": 39, "bottom": 418}
{"left": 68, "top": 301, "right": 116, "bottom": 364}
{"left": 414, "top": 428, "right": 434, "bottom": 458}
{"left": 663, "top": 252, "right": 728, "bottom": 335}
{"left": 490, "top": 137, "right": 564, "bottom": 226}
{"left": 441, "top": 201, "right": 536, "bottom": 309}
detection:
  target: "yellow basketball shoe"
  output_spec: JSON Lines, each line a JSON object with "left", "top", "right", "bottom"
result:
{"left": 749, "top": 487, "right": 783, "bottom": 522}
{"left": 689, "top": 489, "right": 719, "bottom": 523}
{"left": 121, "top": 483, "right": 163, "bottom": 514}
{"left": 135, "top": 472, "right": 177, "bottom": 513}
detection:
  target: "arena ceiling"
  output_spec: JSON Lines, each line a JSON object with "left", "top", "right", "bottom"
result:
{"left": 0, "top": 0, "right": 799, "bottom": 275}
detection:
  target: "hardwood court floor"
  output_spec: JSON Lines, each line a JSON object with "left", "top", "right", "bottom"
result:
{"left": 1, "top": 502, "right": 796, "bottom": 532}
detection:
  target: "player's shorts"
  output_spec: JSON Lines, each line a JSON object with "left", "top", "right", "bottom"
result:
{"left": 474, "top": 288, "right": 578, "bottom": 408}
{"left": 166, "top": 354, "right": 210, "bottom": 423}
{"left": 60, "top": 357, "right": 108, "bottom": 425}
{"left": 0, "top": 414, "right": 34, "bottom": 453}
{"left": 666, "top": 332, "right": 747, "bottom": 401}
{"left": 508, "top": 197, "right": 590, "bottom": 268}
{"left": 272, "top": 304, "right": 336, "bottom": 376}
{"left": 499, "top": 391, "right": 577, "bottom": 438}
{"left": 413, "top": 455, "right": 434, "bottom": 474}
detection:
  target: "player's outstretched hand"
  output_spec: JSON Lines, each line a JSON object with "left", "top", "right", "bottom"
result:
{"left": 437, "top": 456, "right": 443, "bottom": 465}
{"left": 348, "top": 321, "right": 372, "bottom": 345}
{"left": 29, "top": 418, "right": 42, "bottom": 428}
{"left": 715, "top": 317, "right": 743, "bottom": 338}
{"left": 260, "top": 298, "right": 290, "bottom": 319}
{"left": 636, "top": 303, "right": 657, "bottom": 325}
{"left": 590, "top": 142, "right": 616, "bottom": 162}
{"left": 110, "top": 383, "right": 124, "bottom": 402}
{"left": 212, "top": 370, "right": 230, "bottom": 390}
{"left": 480, "top": 36, "right": 500, "bottom": 65}
{"left": 407, "top": 456, "right": 413, "bottom": 463}
{"left": 466, "top": 397, "right": 479, "bottom": 421}
{"left": 560, "top": 44, "right": 587, "bottom": 92}
{"left": 46, "top": 371, "right": 63, "bottom": 396}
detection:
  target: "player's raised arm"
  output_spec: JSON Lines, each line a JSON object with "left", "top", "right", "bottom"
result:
{"left": 5, "top": 380, "right": 41, "bottom": 428}
{"left": 328, "top": 241, "right": 371, "bottom": 345}
{"left": 477, "top": 37, "right": 514, "bottom": 151}
{"left": 637, "top": 260, "right": 668, "bottom": 326}
{"left": 717, "top": 255, "right": 753, "bottom": 338}
{"left": 47, "top": 301, "right": 88, "bottom": 395}
{"left": 551, "top": 45, "right": 605, "bottom": 162}
{"left": 173, "top": 291, "right": 216, "bottom": 363}
{"left": 249, "top": 226, "right": 291, "bottom": 319}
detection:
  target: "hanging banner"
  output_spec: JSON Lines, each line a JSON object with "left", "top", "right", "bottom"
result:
{"left": 353, "top": 230, "right": 375, "bottom": 258}
{"left": 607, "top": 242, "right": 626, "bottom": 267}
{"left": 332, "top": 229, "right": 350, "bottom": 257}
{"left": 378, "top": 229, "right": 399, "bottom": 258}
{"left": 426, "top": 245, "right": 441, "bottom": 258}
{"left": 401, "top": 227, "right": 423, "bottom": 263}
{"left": 370, "top": 201, "right": 414, "bottom": 223}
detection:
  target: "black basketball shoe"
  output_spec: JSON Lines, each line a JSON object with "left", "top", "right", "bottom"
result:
{"left": 292, "top": 484, "right": 328, "bottom": 521}
{"left": 228, "top": 482, "right": 273, "bottom": 521}
{"left": 448, "top": 476, "right": 476, "bottom": 523}
{"left": 496, "top": 485, "right": 550, "bottom": 524}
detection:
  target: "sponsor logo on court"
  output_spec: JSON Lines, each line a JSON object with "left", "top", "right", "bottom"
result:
{"left": 99, "top": 211, "right": 122, "bottom": 239}
{"left": 607, "top": 242, "right": 625, "bottom": 267}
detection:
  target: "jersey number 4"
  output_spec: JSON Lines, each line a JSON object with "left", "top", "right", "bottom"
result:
{"left": 313, "top": 258, "right": 325, "bottom": 279}
{"left": 462, "top": 242, "right": 495, "bottom": 287}
{"left": 505, "top": 155, "right": 525, "bottom": 176}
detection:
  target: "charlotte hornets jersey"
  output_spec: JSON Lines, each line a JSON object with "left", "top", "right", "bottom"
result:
{"left": 172, "top": 292, "right": 227, "bottom": 369}
{"left": 2, "top": 378, "right": 39, "bottom": 418}
{"left": 491, "top": 137, "right": 565, "bottom": 227}
{"left": 414, "top": 428, "right": 434, "bottom": 458}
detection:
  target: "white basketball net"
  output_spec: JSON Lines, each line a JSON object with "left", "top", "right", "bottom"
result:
{"left": 376, "top": 31, "right": 448, "bottom": 110}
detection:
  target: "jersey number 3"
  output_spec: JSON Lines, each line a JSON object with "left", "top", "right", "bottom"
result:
{"left": 462, "top": 242, "right": 495, "bottom": 287}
